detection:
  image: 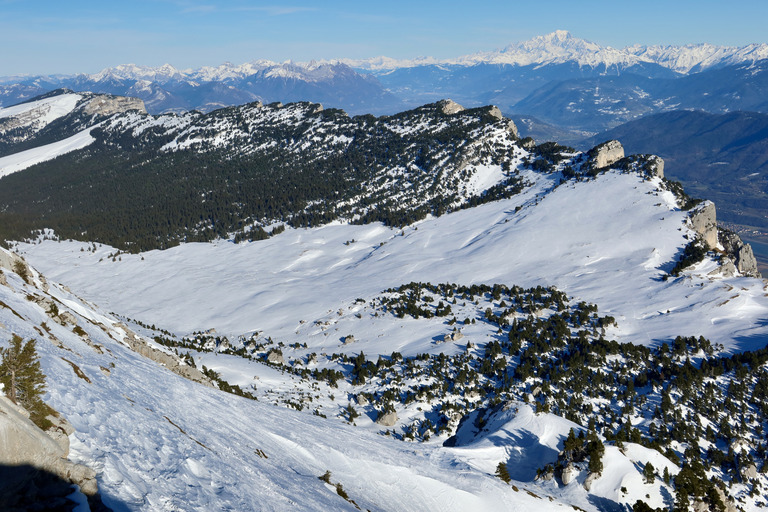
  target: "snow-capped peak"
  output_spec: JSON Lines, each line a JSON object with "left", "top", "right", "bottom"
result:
{"left": 90, "top": 63, "right": 183, "bottom": 83}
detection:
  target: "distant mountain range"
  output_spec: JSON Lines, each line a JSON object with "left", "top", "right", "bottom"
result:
{"left": 2, "top": 31, "right": 768, "bottom": 133}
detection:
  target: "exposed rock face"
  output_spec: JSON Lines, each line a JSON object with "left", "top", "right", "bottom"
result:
{"left": 689, "top": 201, "right": 718, "bottom": 248}
{"left": 710, "top": 257, "right": 737, "bottom": 277}
{"left": 487, "top": 106, "right": 503, "bottom": 120}
{"left": 267, "top": 350, "right": 285, "bottom": 365}
{"left": 441, "top": 329, "right": 464, "bottom": 343}
{"left": 715, "top": 486, "right": 739, "bottom": 512}
{"left": 646, "top": 155, "right": 664, "bottom": 178}
{"left": 560, "top": 463, "right": 577, "bottom": 485}
{"left": 83, "top": 95, "right": 147, "bottom": 116}
{"left": 376, "top": 410, "right": 398, "bottom": 427}
{"left": 0, "top": 396, "right": 99, "bottom": 503}
{"left": 342, "top": 334, "right": 356, "bottom": 345}
{"left": 588, "top": 140, "right": 624, "bottom": 169}
{"left": 0, "top": 249, "right": 26, "bottom": 276}
{"left": 719, "top": 231, "right": 760, "bottom": 277}
{"left": 583, "top": 471, "right": 599, "bottom": 491}
{"left": 742, "top": 463, "right": 758, "bottom": 480}
{"left": 117, "top": 323, "right": 214, "bottom": 387}
{"left": 437, "top": 99, "right": 465, "bottom": 115}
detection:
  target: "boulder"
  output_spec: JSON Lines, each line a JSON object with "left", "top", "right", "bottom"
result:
{"left": 376, "top": 410, "right": 398, "bottom": 427}
{"left": 342, "top": 335, "right": 356, "bottom": 345}
{"left": 560, "top": 463, "right": 577, "bottom": 485}
{"left": 267, "top": 350, "right": 285, "bottom": 365}
{"left": 355, "top": 394, "right": 369, "bottom": 406}
{"left": 441, "top": 330, "right": 464, "bottom": 343}
{"left": 742, "top": 463, "right": 758, "bottom": 480}
{"left": 689, "top": 201, "right": 718, "bottom": 248}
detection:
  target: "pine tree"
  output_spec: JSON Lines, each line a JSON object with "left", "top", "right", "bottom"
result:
{"left": 586, "top": 431, "right": 605, "bottom": 475}
{"left": 0, "top": 335, "right": 49, "bottom": 428}
{"left": 643, "top": 461, "right": 655, "bottom": 484}
{"left": 495, "top": 462, "right": 511, "bottom": 484}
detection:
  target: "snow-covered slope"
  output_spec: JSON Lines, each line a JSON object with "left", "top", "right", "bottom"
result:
{"left": 626, "top": 42, "right": 768, "bottom": 73}
{"left": 0, "top": 127, "right": 95, "bottom": 178}
{"left": 444, "top": 402, "right": 680, "bottom": 511}
{"left": 0, "top": 247, "right": 580, "bottom": 511}
{"left": 21, "top": 169, "right": 768, "bottom": 352}
{"left": 0, "top": 93, "right": 81, "bottom": 137}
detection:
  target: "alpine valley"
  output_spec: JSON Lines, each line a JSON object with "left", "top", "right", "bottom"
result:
{"left": 0, "top": 48, "right": 768, "bottom": 512}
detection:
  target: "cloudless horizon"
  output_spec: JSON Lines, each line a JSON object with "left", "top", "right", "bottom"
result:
{"left": 2, "top": 0, "right": 767, "bottom": 76}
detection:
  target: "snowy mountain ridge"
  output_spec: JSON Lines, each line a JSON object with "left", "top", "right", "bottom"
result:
{"left": 10, "top": 158, "right": 768, "bottom": 510}
{"left": 2, "top": 89, "right": 768, "bottom": 510}
{"left": 73, "top": 31, "right": 768, "bottom": 77}
{"left": 346, "top": 30, "right": 768, "bottom": 72}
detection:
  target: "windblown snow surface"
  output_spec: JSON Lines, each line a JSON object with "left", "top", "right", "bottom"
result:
{"left": 0, "top": 255, "right": 564, "bottom": 511}
{"left": 0, "top": 92, "right": 97, "bottom": 177}
{"left": 22, "top": 169, "right": 768, "bottom": 351}
{"left": 0, "top": 128, "right": 95, "bottom": 178}
{"left": 0, "top": 93, "right": 80, "bottom": 127}
{"left": 13, "top": 167, "right": 768, "bottom": 511}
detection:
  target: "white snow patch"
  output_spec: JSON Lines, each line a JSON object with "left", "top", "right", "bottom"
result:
{"left": 0, "top": 128, "right": 95, "bottom": 178}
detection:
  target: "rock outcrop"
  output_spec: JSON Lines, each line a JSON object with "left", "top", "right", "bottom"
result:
{"left": 587, "top": 140, "right": 624, "bottom": 169}
{"left": 719, "top": 231, "right": 760, "bottom": 277}
{"left": 83, "top": 95, "right": 147, "bottom": 116}
{"left": 646, "top": 155, "right": 664, "bottom": 178}
{"left": 436, "top": 99, "right": 464, "bottom": 115}
{"left": 441, "top": 329, "right": 464, "bottom": 343}
{"left": 689, "top": 201, "right": 718, "bottom": 248}
{"left": 560, "top": 463, "right": 577, "bottom": 485}
{"left": 583, "top": 471, "right": 599, "bottom": 491}
{"left": 267, "top": 349, "right": 285, "bottom": 365}
{"left": 0, "top": 396, "right": 100, "bottom": 506}
{"left": 376, "top": 410, "right": 398, "bottom": 427}
{"left": 116, "top": 323, "right": 214, "bottom": 387}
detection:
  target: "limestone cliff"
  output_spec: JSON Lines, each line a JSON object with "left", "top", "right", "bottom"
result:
{"left": 0, "top": 396, "right": 103, "bottom": 509}
{"left": 686, "top": 201, "right": 760, "bottom": 277}
{"left": 587, "top": 140, "right": 624, "bottom": 169}
{"left": 82, "top": 95, "right": 147, "bottom": 116}
{"left": 719, "top": 230, "right": 760, "bottom": 277}
{"left": 689, "top": 201, "right": 718, "bottom": 249}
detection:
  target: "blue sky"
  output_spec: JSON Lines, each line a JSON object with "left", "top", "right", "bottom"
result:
{"left": 2, "top": 0, "right": 767, "bottom": 75}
